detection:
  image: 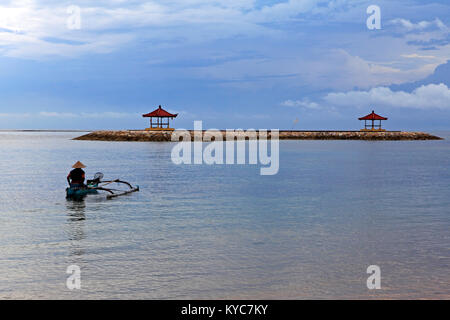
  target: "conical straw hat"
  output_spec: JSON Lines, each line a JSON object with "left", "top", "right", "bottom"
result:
{"left": 72, "top": 161, "right": 86, "bottom": 169}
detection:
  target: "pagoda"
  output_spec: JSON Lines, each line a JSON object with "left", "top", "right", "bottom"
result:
{"left": 142, "top": 105, "right": 178, "bottom": 131}
{"left": 359, "top": 110, "right": 388, "bottom": 131}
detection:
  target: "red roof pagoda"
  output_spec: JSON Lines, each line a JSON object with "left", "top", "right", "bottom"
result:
{"left": 142, "top": 105, "right": 178, "bottom": 131}
{"left": 359, "top": 110, "right": 388, "bottom": 131}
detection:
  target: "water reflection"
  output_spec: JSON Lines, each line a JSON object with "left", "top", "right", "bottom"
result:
{"left": 66, "top": 200, "right": 86, "bottom": 256}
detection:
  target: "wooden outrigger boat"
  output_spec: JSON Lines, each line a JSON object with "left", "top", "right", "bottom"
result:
{"left": 66, "top": 173, "right": 139, "bottom": 200}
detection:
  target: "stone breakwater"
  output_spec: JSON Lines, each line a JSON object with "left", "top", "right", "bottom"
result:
{"left": 73, "top": 130, "right": 443, "bottom": 141}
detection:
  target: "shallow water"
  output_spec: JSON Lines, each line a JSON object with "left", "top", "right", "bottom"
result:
{"left": 0, "top": 131, "right": 449, "bottom": 299}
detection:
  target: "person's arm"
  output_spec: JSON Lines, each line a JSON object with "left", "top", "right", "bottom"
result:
{"left": 67, "top": 173, "right": 71, "bottom": 186}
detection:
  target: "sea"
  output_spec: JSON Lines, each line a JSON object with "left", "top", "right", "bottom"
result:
{"left": 0, "top": 131, "right": 449, "bottom": 299}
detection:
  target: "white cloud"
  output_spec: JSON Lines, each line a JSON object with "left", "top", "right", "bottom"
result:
{"left": 39, "top": 111, "right": 77, "bottom": 118}
{"left": 324, "top": 83, "right": 450, "bottom": 110}
{"left": 401, "top": 53, "right": 437, "bottom": 59}
{"left": 281, "top": 99, "right": 321, "bottom": 109}
{"left": 79, "top": 112, "right": 141, "bottom": 118}
{"left": 247, "top": 0, "right": 319, "bottom": 22}
{"left": 0, "top": 0, "right": 344, "bottom": 59}
{"left": 302, "top": 49, "right": 441, "bottom": 90}
{"left": 1, "top": 0, "right": 448, "bottom": 96}
{"left": 0, "top": 112, "right": 32, "bottom": 118}
{"left": 0, "top": 1, "right": 137, "bottom": 58}
{"left": 389, "top": 18, "right": 448, "bottom": 32}
{"left": 33, "top": 111, "right": 139, "bottom": 118}
{"left": 188, "top": 48, "right": 444, "bottom": 90}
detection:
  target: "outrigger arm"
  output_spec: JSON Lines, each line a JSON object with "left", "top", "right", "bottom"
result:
{"left": 88, "top": 179, "right": 139, "bottom": 199}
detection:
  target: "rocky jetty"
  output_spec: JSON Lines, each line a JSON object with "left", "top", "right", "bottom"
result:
{"left": 73, "top": 130, "right": 442, "bottom": 141}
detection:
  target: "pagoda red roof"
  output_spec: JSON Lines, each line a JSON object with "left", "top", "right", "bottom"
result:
{"left": 359, "top": 110, "right": 388, "bottom": 121}
{"left": 142, "top": 105, "right": 178, "bottom": 118}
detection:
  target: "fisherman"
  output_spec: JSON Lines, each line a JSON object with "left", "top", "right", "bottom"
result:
{"left": 67, "top": 161, "right": 86, "bottom": 187}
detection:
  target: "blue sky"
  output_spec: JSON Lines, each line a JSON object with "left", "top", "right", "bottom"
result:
{"left": 0, "top": 0, "right": 449, "bottom": 130}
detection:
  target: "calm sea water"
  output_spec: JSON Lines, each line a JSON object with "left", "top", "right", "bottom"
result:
{"left": 0, "top": 132, "right": 449, "bottom": 299}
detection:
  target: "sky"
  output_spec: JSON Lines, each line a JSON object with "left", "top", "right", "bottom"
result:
{"left": 0, "top": 0, "right": 449, "bottom": 130}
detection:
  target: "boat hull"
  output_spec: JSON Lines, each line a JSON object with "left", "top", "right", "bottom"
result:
{"left": 66, "top": 186, "right": 98, "bottom": 199}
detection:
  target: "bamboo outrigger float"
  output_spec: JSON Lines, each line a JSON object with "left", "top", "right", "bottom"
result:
{"left": 66, "top": 173, "right": 139, "bottom": 200}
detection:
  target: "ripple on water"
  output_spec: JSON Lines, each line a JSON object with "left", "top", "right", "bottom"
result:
{"left": 0, "top": 132, "right": 449, "bottom": 299}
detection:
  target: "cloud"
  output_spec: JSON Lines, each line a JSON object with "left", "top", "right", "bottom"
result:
{"left": 79, "top": 112, "right": 141, "bottom": 118}
{"left": 0, "top": 1, "right": 137, "bottom": 58}
{"left": 0, "top": 0, "right": 351, "bottom": 59}
{"left": 281, "top": 99, "right": 321, "bottom": 109}
{"left": 29, "top": 111, "right": 140, "bottom": 118}
{"left": 401, "top": 53, "right": 438, "bottom": 59}
{"left": 39, "top": 111, "right": 77, "bottom": 118}
{"left": 304, "top": 49, "right": 441, "bottom": 90}
{"left": 389, "top": 18, "right": 448, "bottom": 32}
{"left": 247, "top": 0, "right": 320, "bottom": 22}
{"left": 0, "top": 112, "right": 32, "bottom": 118}
{"left": 388, "top": 17, "right": 450, "bottom": 51}
{"left": 407, "top": 37, "right": 450, "bottom": 50}
{"left": 324, "top": 83, "right": 450, "bottom": 110}
{"left": 186, "top": 48, "right": 445, "bottom": 91}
